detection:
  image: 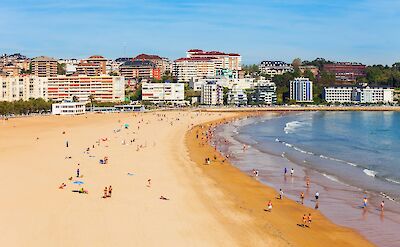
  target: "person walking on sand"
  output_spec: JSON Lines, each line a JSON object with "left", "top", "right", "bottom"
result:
{"left": 363, "top": 197, "right": 368, "bottom": 208}
{"left": 315, "top": 191, "right": 319, "bottom": 202}
{"left": 284, "top": 167, "right": 287, "bottom": 175}
{"left": 308, "top": 213, "right": 312, "bottom": 228}
{"left": 103, "top": 187, "right": 108, "bottom": 198}
{"left": 302, "top": 214, "right": 307, "bottom": 227}
{"left": 290, "top": 168, "right": 294, "bottom": 176}
{"left": 76, "top": 168, "right": 80, "bottom": 178}
{"left": 108, "top": 186, "right": 112, "bottom": 198}
{"left": 267, "top": 200, "right": 273, "bottom": 212}
{"left": 147, "top": 179, "right": 151, "bottom": 187}
{"left": 66, "top": 140, "right": 69, "bottom": 148}
{"left": 279, "top": 189, "right": 284, "bottom": 200}
{"left": 380, "top": 200, "right": 385, "bottom": 212}
{"left": 306, "top": 177, "right": 310, "bottom": 188}
{"left": 300, "top": 192, "right": 305, "bottom": 204}
{"left": 255, "top": 170, "right": 259, "bottom": 177}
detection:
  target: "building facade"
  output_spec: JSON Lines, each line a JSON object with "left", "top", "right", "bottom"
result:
{"left": 47, "top": 76, "right": 125, "bottom": 103}
{"left": 186, "top": 49, "right": 241, "bottom": 71}
{"left": 119, "top": 60, "right": 161, "bottom": 80}
{"left": 323, "top": 85, "right": 394, "bottom": 103}
{"left": 259, "top": 61, "right": 293, "bottom": 77}
{"left": 227, "top": 85, "right": 247, "bottom": 106}
{"left": 0, "top": 75, "right": 48, "bottom": 101}
{"left": 52, "top": 102, "right": 86, "bottom": 115}
{"left": 289, "top": 77, "right": 313, "bottom": 102}
{"left": 200, "top": 82, "right": 223, "bottom": 105}
{"left": 323, "top": 62, "right": 366, "bottom": 83}
{"left": 251, "top": 79, "right": 277, "bottom": 105}
{"left": 141, "top": 82, "right": 184, "bottom": 103}
{"left": 31, "top": 56, "right": 58, "bottom": 77}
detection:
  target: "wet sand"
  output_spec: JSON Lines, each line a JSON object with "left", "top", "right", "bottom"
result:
{"left": 186, "top": 113, "right": 375, "bottom": 247}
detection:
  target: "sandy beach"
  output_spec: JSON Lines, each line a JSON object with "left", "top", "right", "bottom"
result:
{"left": 0, "top": 110, "right": 374, "bottom": 246}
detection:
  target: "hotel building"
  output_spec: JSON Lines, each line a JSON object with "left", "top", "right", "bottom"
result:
{"left": 259, "top": 61, "right": 293, "bottom": 77}
{"left": 200, "top": 82, "right": 223, "bottom": 105}
{"left": 47, "top": 76, "right": 125, "bottom": 103}
{"left": 323, "top": 85, "right": 394, "bottom": 104}
{"left": 323, "top": 85, "right": 394, "bottom": 103}
{"left": 31, "top": 56, "right": 58, "bottom": 77}
{"left": 323, "top": 62, "right": 366, "bottom": 83}
{"left": 141, "top": 82, "right": 184, "bottom": 103}
{"left": 289, "top": 77, "right": 313, "bottom": 102}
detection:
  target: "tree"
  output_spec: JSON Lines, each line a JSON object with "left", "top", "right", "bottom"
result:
{"left": 292, "top": 58, "right": 302, "bottom": 69}
{"left": 57, "top": 63, "right": 66, "bottom": 75}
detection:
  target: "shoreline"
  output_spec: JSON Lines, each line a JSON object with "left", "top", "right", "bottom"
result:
{"left": 185, "top": 113, "right": 375, "bottom": 246}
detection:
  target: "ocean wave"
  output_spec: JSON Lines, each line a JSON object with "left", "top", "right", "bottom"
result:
{"left": 322, "top": 173, "right": 350, "bottom": 186}
{"left": 363, "top": 169, "right": 378, "bottom": 177}
{"left": 284, "top": 121, "right": 308, "bottom": 134}
{"left": 379, "top": 192, "right": 397, "bottom": 202}
{"left": 385, "top": 178, "right": 400, "bottom": 185}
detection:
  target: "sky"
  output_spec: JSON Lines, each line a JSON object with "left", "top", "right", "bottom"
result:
{"left": 1, "top": 0, "right": 399, "bottom": 65}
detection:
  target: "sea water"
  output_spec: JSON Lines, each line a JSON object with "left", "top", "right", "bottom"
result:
{"left": 213, "top": 111, "right": 400, "bottom": 247}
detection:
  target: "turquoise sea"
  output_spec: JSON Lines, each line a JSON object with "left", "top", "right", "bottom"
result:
{"left": 213, "top": 111, "right": 400, "bottom": 247}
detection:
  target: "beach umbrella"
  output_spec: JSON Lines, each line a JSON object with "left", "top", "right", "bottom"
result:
{"left": 124, "top": 123, "right": 129, "bottom": 129}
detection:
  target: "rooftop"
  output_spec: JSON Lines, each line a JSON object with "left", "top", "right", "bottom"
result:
{"left": 32, "top": 56, "right": 57, "bottom": 62}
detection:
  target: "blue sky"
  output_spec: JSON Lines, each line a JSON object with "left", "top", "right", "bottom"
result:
{"left": 1, "top": 0, "right": 399, "bottom": 65}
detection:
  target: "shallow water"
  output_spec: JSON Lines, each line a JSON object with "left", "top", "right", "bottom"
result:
{"left": 213, "top": 112, "right": 400, "bottom": 247}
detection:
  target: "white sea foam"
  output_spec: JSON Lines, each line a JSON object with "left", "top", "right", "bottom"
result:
{"left": 285, "top": 143, "right": 292, "bottom": 147}
{"left": 347, "top": 162, "right": 358, "bottom": 167}
{"left": 322, "top": 173, "right": 340, "bottom": 183}
{"left": 284, "top": 121, "right": 306, "bottom": 134}
{"left": 293, "top": 146, "right": 307, "bottom": 154}
{"left": 275, "top": 138, "right": 280, "bottom": 142}
{"left": 320, "top": 155, "right": 328, "bottom": 159}
{"left": 379, "top": 192, "right": 397, "bottom": 202}
{"left": 363, "top": 169, "right": 377, "bottom": 177}
{"left": 385, "top": 178, "right": 400, "bottom": 185}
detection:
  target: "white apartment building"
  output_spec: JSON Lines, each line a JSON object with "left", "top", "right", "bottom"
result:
{"left": 259, "top": 61, "right": 293, "bottom": 77}
{"left": 173, "top": 58, "right": 216, "bottom": 82}
{"left": 323, "top": 86, "right": 354, "bottom": 103}
{"left": 252, "top": 78, "right": 277, "bottom": 105}
{"left": 141, "top": 82, "right": 184, "bottom": 104}
{"left": 200, "top": 82, "right": 223, "bottom": 105}
{"left": 52, "top": 102, "right": 85, "bottom": 115}
{"left": 190, "top": 77, "right": 229, "bottom": 91}
{"left": 0, "top": 76, "right": 48, "bottom": 101}
{"left": 227, "top": 85, "right": 247, "bottom": 106}
{"left": 290, "top": 77, "right": 313, "bottom": 102}
{"left": 352, "top": 86, "right": 394, "bottom": 103}
{"left": 47, "top": 76, "right": 125, "bottom": 103}
{"left": 323, "top": 86, "right": 394, "bottom": 103}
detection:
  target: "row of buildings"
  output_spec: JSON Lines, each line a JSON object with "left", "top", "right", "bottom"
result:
{"left": 0, "top": 75, "right": 125, "bottom": 103}
{"left": 259, "top": 60, "right": 366, "bottom": 83}
{"left": 288, "top": 77, "right": 394, "bottom": 104}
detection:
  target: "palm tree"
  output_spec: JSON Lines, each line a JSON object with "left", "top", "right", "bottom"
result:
{"left": 89, "top": 95, "right": 95, "bottom": 111}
